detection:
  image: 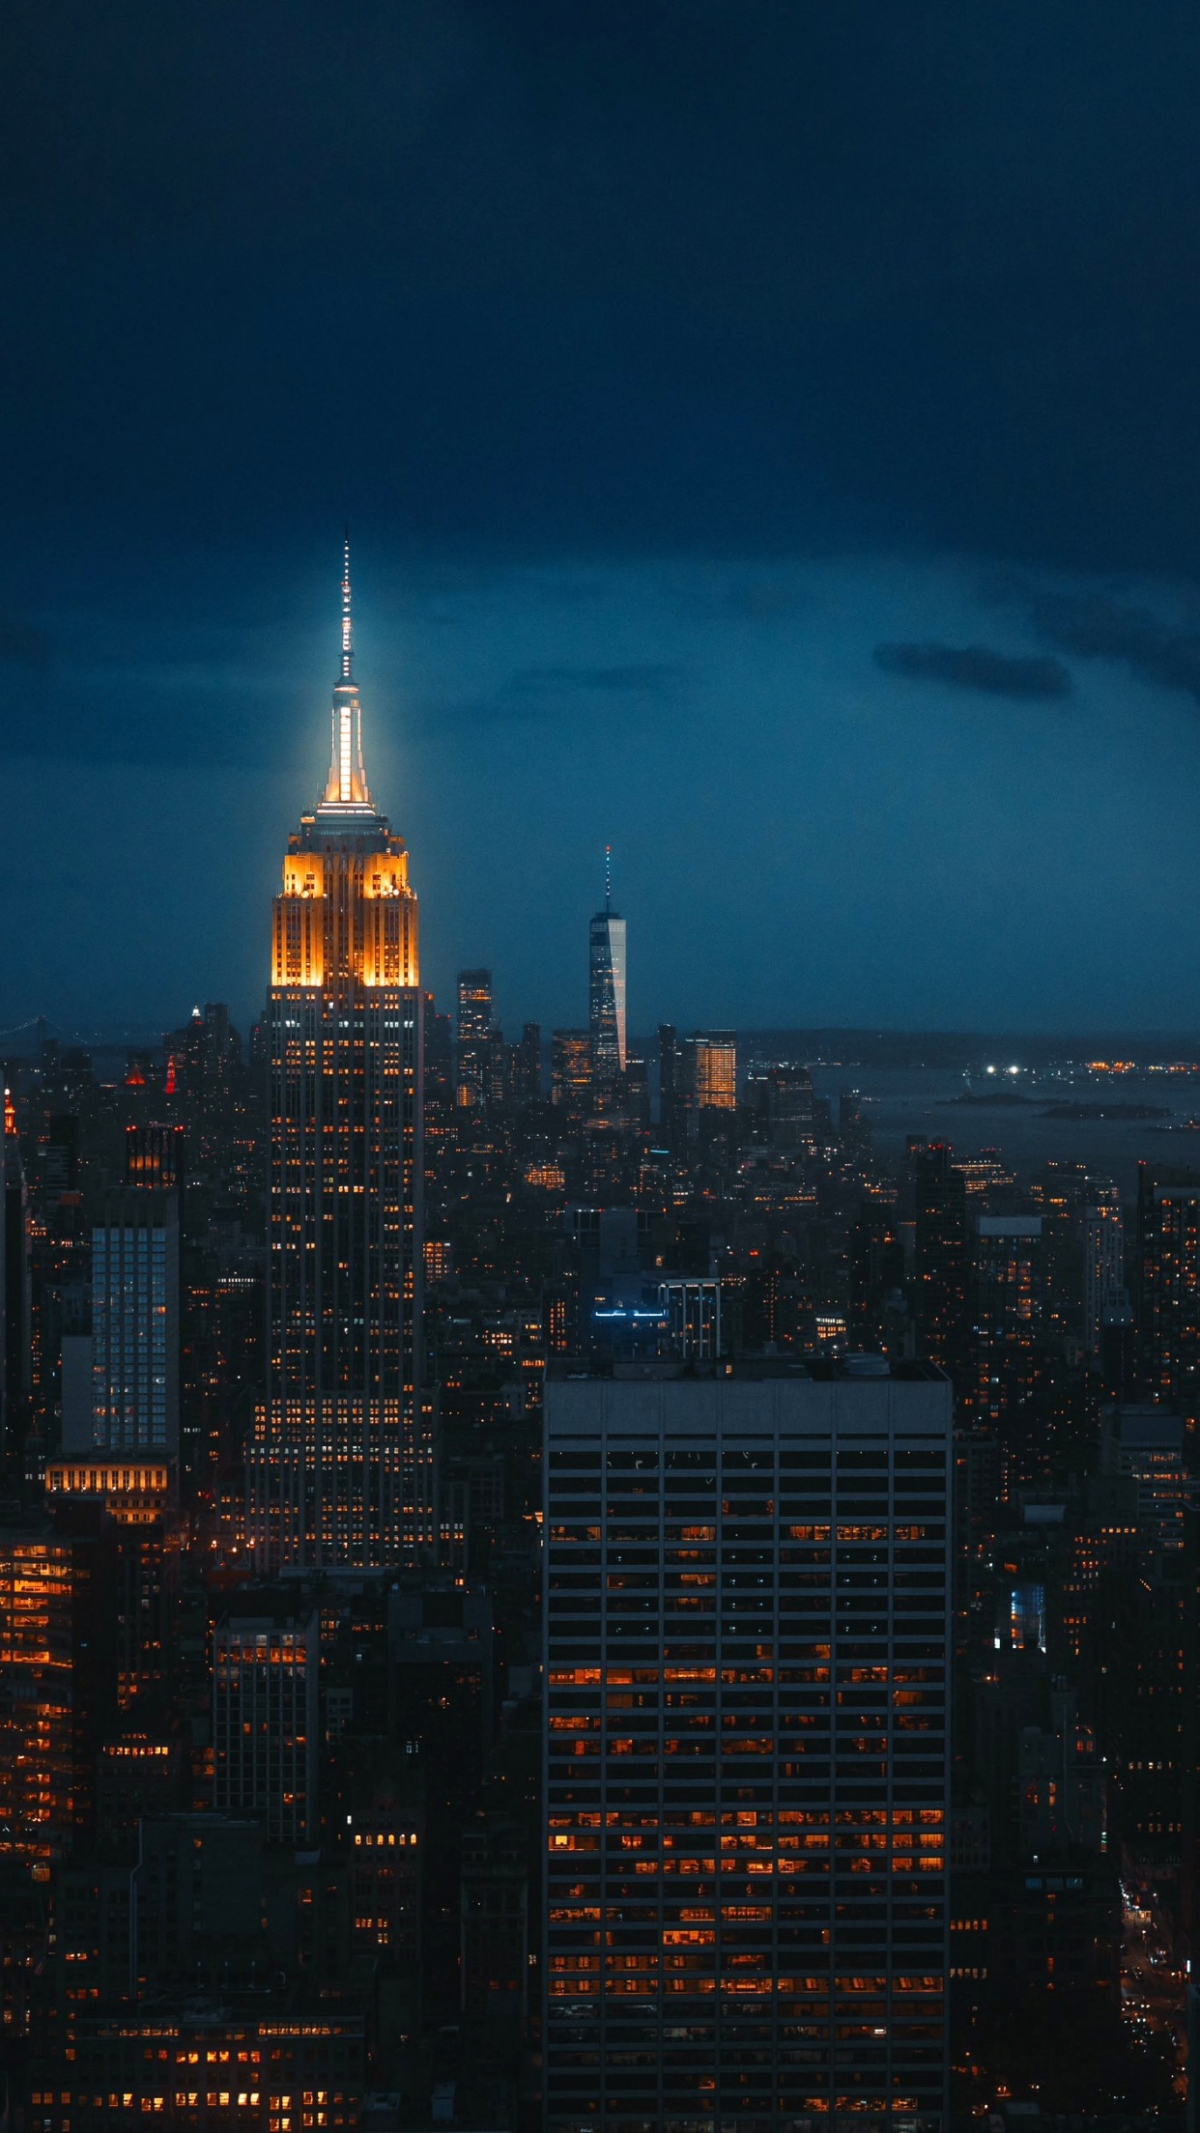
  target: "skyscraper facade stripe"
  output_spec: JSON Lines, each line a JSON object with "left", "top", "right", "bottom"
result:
{"left": 246, "top": 546, "right": 432, "bottom": 1568}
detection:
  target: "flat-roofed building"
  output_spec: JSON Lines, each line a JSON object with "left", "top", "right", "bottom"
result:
{"left": 213, "top": 1609, "right": 319, "bottom": 1845}
{"left": 543, "top": 1358, "right": 952, "bottom": 2133}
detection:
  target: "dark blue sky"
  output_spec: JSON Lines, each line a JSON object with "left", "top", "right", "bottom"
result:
{"left": 5, "top": 2, "right": 1200, "bottom": 1037}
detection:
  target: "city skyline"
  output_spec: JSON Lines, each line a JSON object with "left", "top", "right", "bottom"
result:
{"left": 11, "top": 543, "right": 1200, "bottom": 1042}
{"left": 3, "top": 11, "right": 1200, "bottom": 2129}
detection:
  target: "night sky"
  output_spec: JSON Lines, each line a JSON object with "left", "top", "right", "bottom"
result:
{"left": 5, "top": 2, "right": 1200, "bottom": 1039}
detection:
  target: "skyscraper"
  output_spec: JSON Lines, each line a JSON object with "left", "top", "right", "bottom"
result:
{"left": 679, "top": 1029, "right": 738, "bottom": 1152}
{"left": 245, "top": 543, "right": 431, "bottom": 1568}
{"left": 551, "top": 1030, "right": 593, "bottom": 1125}
{"left": 970, "top": 1215, "right": 1043, "bottom": 1495}
{"left": 213, "top": 1607, "right": 319, "bottom": 1844}
{"left": 457, "top": 969, "right": 495, "bottom": 1109}
{"left": 87, "top": 1129, "right": 183, "bottom": 1459}
{"left": 588, "top": 849, "right": 627, "bottom": 1086}
{"left": 513, "top": 1020, "right": 543, "bottom": 1106}
{"left": 913, "top": 1144, "right": 970, "bottom": 1385}
{"left": 1, "top": 1086, "right": 31, "bottom": 1465}
{"left": 89, "top": 1192, "right": 180, "bottom": 1458}
{"left": 765, "top": 1064, "right": 816, "bottom": 1155}
{"left": 1135, "top": 1165, "right": 1200, "bottom": 1401}
{"left": 544, "top": 1360, "right": 952, "bottom": 2132}
{"left": 0, "top": 1512, "right": 117, "bottom": 1863}
{"left": 657, "top": 1023, "right": 681, "bottom": 1149}
{"left": 1083, "top": 1185, "right": 1124, "bottom": 1359}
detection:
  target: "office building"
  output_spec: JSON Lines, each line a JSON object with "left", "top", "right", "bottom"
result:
{"left": 1083, "top": 1186, "right": 1124, "bottom": 1359}
{"left": 686, "top": 1030, "right": 737, "bottom": 1114}
{"left": 658, "top": 1024, "right": 681, "bottom": 1148}
{"left": 913, "top": 1144, "right": 970, "bottom": 1385}
{"left": 0, "top": 1513, "right": 117, "bottom": 1864}
{"left": 244, "top": 544, "right": 431, "bottom": 1568}
{"left": 1027, "top": 1159, "right": 1088, "bottom": 1338}
{"left": 457, "top": 968, "right": 495, "bottom": 1109}
{"left": 680, "top": 1030, "right": 738, "bottom": 1153}
{"left": 839, "top": 1087, "right": 870, "bottom": 1159}
{"left": 513, "top": 1020, "right": 543, "bottom": 1106}
{"left": 544, "top": 1360, "right": 952, "bottom": 2133}
{"left": 45, "top": 1457, "right": 175, "bottom": 1707}
{"left": 1135, "top": 1166, "right": 1200, "bottom": 1403}
{"left": 970, "top": 1217, "right": 1042, "bottom": 1422}
{"left": 587, "top": 1273, "right": 723, "bottom": 1363}
{"left": 162, "top": 1000, "right": 241, "bottom": 1108}
{"left": 124, "top": 1121, "right": 185, "bottom": 1191}
{"left": 552, "top": 1030, "right": 593, "bottom": 1125}
{"left": 2, "top": 1088, "right": 31, "bottom": 1461}
{"left": 26, "top": 1993, "right": 365, "bottom": 2133}
{"left": 461, "top": 1817, "right": 530, "bottom": 2020}
{"left": 213, "top": 1609, "right": 319, "bottom": 1845}
{"left": 346, "top": 1772, "right": 422, "bottom": 1961}
{"left": 90, "top": 1187, "right": 180, "bottom": 1458}
{"left": 849, "top": 1205, "right": 906, "bottom": 1352}
{"left": 765, "top": 1064, "right": 816, "bottom": 1155}
{"left": 1099, "top": 1403, "right": 1186, "bottom": 1556}
{"left": 589, "top": 852, "right": 628, "bottom": 1086}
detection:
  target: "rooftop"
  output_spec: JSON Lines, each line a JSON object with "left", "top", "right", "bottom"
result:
{"left": 546, "top": 1354, "right": 946, "bottom": 1384}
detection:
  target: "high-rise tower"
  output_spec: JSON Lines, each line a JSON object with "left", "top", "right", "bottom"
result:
{"left": 588, "top": 847, "right": 627, "bottom": 1086}
{"left": 544, "top": 1362, "right": 952, "bottom": 2131}
{"left": 245, "top": 542, "right": 431, "bottom": 1568}
{"left": 456, "top": 968, "right": 494, "bottom": 1109}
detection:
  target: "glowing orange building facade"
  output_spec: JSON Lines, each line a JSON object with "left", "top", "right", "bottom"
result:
{"left": 246, "top": 546, "right": 432, "bottom": 1567}
{"left": 0, "top": 1521, "right": 116, "bottom": 1865}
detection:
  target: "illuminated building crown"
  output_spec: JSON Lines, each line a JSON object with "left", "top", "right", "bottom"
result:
{"left": 272, "top": 540, "right": 418, "bottom": 991}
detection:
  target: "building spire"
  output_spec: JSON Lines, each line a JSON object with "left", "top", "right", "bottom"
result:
{"left": 320, "top": 531, "right": 372, "bottom": 813}
{"left": 340, "top": 529, "right": 353, "bottom": 682}
{"left": 605, "top": 844, "right": 611, "bottom": 913}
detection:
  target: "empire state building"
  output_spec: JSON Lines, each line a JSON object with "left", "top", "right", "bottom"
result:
{"left": 246, "top": 545, "right": 432, "bottom": 1567}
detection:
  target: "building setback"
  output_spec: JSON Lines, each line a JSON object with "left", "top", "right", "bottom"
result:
{"left": 543, "top": 1360, "right": 952, "bottom": 2133}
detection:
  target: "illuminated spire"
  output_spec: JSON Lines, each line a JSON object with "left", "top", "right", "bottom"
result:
{"left": 321, "top": 532, "right": 372, "bottom": 813}
{"left": 605, "top": 844, "right": 611, "bottom": 913}
{"left": 340, "top": 529, "right": 353, "bottom": 683}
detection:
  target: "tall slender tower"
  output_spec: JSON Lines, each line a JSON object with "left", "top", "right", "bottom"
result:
{"left": 588, "top": 846, "right": 627, "bottom": 1087}
{"left": 246, "top": 542, "right": 431, "bottom": 1567}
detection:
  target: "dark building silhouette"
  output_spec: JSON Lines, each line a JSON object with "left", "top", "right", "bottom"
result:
{"left": 457, "top": 968, "right": 494, "bottom": 1110}
{"left": 1135, "top": 1162, "right": 1200, "bottom": 1404}
{"left": 657, "top": 1021, "right": 681, "bottom": 1148}
{"left": 849, "top": 1201, "right": 906, "bottom": 1350}
{"left": 914, "top": 1142, "right": 970, "bottom": 1384}
{"left": 764, "top": 1063, "right": 816, "bottom": 1154}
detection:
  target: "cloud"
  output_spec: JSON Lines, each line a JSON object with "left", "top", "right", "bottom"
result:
{"left": 511, "top": 663, "right": 681, "bottom": 698}
{"left": 455, "top": 661, "right": 686, "bottom": 723}
{"left": 1028, "top": 591, "right": 1200, "bottom": 706}
{"left": 873, "top": 641, "right": 1072, "bottom": 701}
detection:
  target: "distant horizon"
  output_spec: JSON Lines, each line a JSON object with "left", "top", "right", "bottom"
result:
{"left": 7, "top": 1014, "right": 1200, "bottom": 1060}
